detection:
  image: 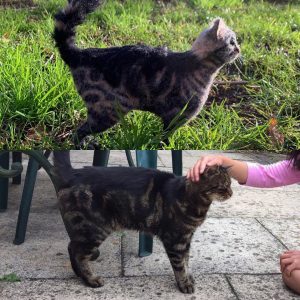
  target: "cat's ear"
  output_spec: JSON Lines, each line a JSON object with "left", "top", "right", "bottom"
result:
{"left": 210, "top": 18, "right": 227, "bottom": 39}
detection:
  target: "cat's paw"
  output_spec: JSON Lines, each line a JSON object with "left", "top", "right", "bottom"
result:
{"left": 72, "top": 134, "right": 84, "bottom": 150}
{"left": 74, "top": 136, "right": 100, "bottom": 150}
{"left": 85, "top": 276, "right": 104, "bottom": 288}
{"left": 188, "top": 274, "right": 195, "bottom": 284}
{"left": 177, "top": 277, "right": 195, "bottom": 294}
{"left": 90, "top": 249, "right": 100, "bottom": 261}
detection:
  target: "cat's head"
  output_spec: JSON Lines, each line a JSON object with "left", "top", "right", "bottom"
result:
{"left": 187, "top": 166, "right": 233, "bottom": 202}
{"left": 192, "top": 18, "right": 240, "bottom": 64}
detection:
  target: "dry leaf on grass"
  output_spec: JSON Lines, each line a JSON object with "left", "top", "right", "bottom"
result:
{"left": 26, "top": 127, "right": 47, "bottom": 142}
{"left": 268, "top": 117, "right": 284, "bottom": 147}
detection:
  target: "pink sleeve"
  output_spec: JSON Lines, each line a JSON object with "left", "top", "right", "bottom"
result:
{"left": 245, "top": 160, "right": 300, "bottom": 188}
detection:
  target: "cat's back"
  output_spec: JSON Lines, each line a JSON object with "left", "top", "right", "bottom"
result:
{"left": 75, "top": 44, "right": 169, "bottom": 69}
{"left": 69, "top": 166, "right": 175, "bottom": 194}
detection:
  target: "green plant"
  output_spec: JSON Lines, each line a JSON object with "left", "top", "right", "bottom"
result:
{"left": 0, "top": 273, "right": 21, "bottom": 282}
{"left": 0, "top": 0, "right": 299, "bottom": 150}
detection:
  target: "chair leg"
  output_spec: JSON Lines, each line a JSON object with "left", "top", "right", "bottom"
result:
{"left": 125, "top": 150, "right": 135, "bottom": 167}
{"left": 171, "top": 150, "right": 182, "bottom": 176}
{"left": 0, "top": 152, "right": 9, "bottom": 212}
{"left": 136, "top": 150, "right": 157, "bottom": 169}
{"left": 136, "top": 150, "right": 157, "bottom": 257}
{"left": 14, "top": 156, "right": 39, "bottom": 245}
{"left": 12, "top": 152, "right": 22, "bottom": 185}
{"left": 93, "top": 150, "right": 110, "bottom": 167}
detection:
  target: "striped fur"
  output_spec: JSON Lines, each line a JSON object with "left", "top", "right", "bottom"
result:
{"left": 53, "top": 151, "right": 232, "bottom": 293}
{"left": 54, "top": 2, "right": 240, "bottom": 147}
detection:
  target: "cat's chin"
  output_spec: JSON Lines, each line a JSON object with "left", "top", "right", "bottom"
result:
{"left": 209, "top": 194, "right": 231, "bottom": 202}
{"left": 219, "top": 196, "right": 231, "bottom": 202}
{"left": 225, "top": 53, "right": 240, "bottom": 64}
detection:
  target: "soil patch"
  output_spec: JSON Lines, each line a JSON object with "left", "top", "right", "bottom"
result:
{"left": 207, "top": 81, "right": 261, "bottom": 123}
{"left": 0, "top": 0, "right": 36, "bottom": 8}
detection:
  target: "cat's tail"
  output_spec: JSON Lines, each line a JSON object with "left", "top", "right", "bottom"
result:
{"left": 53, "top": 0, "right": 101, "bottom": 66}
{"left": 53, "top": 151, "right": 74, "bottom": 188}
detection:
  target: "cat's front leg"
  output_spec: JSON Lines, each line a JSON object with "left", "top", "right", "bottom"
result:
{"left": 184, "top": 241, "right": 195, "bottom": 285}
{"left": 160, "top": 112, "right": 189, "bottom": 147}
{"left": 163, "top": 241, "right": 194, "bottom": 294}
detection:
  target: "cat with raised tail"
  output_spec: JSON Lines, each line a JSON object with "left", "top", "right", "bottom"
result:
{"left": 54, "top": 1, "right": 240, "bottom": 148}
{"left": 53, "top": 151, "right": 232, "bottom": 293}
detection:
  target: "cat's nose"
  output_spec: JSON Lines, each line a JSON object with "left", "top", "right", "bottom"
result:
{"left": 234, "top": 46, "right": 240, "bottom": 53}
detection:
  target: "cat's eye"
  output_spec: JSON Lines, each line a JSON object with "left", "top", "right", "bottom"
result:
{"left": 230, "top": 39, "right": 235, "bottom": 46}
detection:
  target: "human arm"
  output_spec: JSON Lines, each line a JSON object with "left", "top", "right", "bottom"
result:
{"left": 187, "top": 156, "right": 300, "bottom": 188}
{"left": 246, "top": 160, "right": 300, "bottom": 188}
{"left": 186, "top": 155, "right": 248, "bottom": 184}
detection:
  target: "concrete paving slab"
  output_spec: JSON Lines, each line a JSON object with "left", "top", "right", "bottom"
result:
{"left": 4, "top": 179, "right": 57, "bottom": 212}
{"left": 259, "top": 219, "right": 300, "bottom": 249}
{"left": 2, "top": 150, "right": 299, "bottom": 299}
{"left": 123, "top": 218, "right": 285, "bottom": 277}
{"left": 19, "top": 150, "right": 287, "bottom": 166}
{"left": 0, "top": 212, "right": 121, "bottom": 279}
{"left": 182, "top": 150, "right": 261, "bottom": 161}
{"left": 208, "top": 188, "right": 300, "bottom": 218}
{"left": 48, "top": 150, "right": 133, "bottom": 165}
{"left": 0, "top": 275, "right": 236, "bottom": 300}
{"left": 58, "top": 150, "right": 166, "bottom": 168}
{"left": 18, "top": 151, "right": 134, "bottom": 170}
{"left": 231, "top": 182, "right": 300, "bottom": 192}
{"left": 228, "top": 275, "right": 299, "bottom": 300}
{"left": 242, "top": 152, "right": 287, "bottom": 164}
{"left": 157, "top": 151, "right": 257, "bottom": 171}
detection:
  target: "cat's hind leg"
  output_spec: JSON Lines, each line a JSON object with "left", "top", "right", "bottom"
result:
{"left": 90, "top": 248, "right": 100, "bottom": 261}
{"left": 70, "top": 243, "right": 100, "bottom": 263}
{"left": 68, "top": 242, "right": 84, "bottom": 278}
{"left": 72, "top": 122, "right": 102, "bottom": 149}
{"left": 73, "top": 111, "right": 119, "bottom": 149}
{"left": 68, "top": 240, "right": 104, "bottom": 288}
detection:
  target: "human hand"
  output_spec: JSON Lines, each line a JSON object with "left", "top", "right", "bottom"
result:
{"left": 280, "top": 250, "right": 300, "bottom": 276}
{"left": 186, "top": 155, "right": 225, "bottom": 182}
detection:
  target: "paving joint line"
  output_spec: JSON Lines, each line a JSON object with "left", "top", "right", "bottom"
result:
{"left": 120, "top": 232, "right": 125, "bottom": 277}
{"left": 225, "top": 274, "right": 240, "bottom": 300}
{"left": 12, "top": 272, "right": 283, "bottom": 282}
{"left": 255, "top": 218, "right": 289, "bottom": 250}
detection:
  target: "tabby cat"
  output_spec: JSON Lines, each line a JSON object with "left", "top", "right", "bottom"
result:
{"left": 54, "top": 0, "right": 240, "bottom": 147}
{"left": 53, "top": 151, "right": 232, "bottom": 293}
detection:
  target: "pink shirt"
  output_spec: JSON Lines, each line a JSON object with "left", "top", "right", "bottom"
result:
{"left": 245, "top": 160, "right": 300, "bottom": 188}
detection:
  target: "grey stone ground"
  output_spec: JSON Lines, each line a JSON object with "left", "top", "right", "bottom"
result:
{"left": 1, "top": 150, "right": 300, "bottom": 300}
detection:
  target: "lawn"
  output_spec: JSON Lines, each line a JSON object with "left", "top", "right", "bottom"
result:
{"left": 0, "top": 0, "right": 299, "bottom": 150}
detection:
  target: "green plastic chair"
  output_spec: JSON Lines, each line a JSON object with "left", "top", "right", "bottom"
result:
{"left": 0, "top": 152, "right": 10, "bottom": 212}
{"left": 0, "top": 150, "right": 135, "bottom": 245}
{"left": 0, "top": 152, "right": 23, "bottom": 212}
{"left": 0, "top": 151, "right": 45, "bottom": 244}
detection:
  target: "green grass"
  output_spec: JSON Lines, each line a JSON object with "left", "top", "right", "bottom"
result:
{"left": 0, "top": 0, "right": 299, "bottom": 150}
{"left": 0, "top": 273, "right": 21, "bottom": 282}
